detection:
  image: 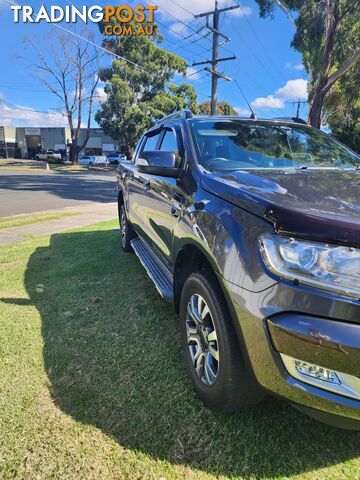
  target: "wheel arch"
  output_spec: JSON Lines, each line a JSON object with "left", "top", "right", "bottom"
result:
{"left": 173, "top": 242, "right": 260, "bottom": 384}
{"left": 173, "top": 243, "right": 226, "bottom": 313}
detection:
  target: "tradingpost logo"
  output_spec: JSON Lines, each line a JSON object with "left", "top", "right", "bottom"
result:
{"left": 11, "top": 4, "right": 157, "bottom": 36}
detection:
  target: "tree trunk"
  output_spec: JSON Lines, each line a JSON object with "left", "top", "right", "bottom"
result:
{"left": 73, "top": 145, "right": 79, "bottom": 164}
{"left": 307, "top": 0, "right": 337, "bottom": 128}
{"left": 308, "top": 88, "right": 326, "bottom": 128}
{"left": 69, "top": 142, "right": 77, "bottom": 165}
{"left": 70, "top": 132, "right": 79, "bottom": 165}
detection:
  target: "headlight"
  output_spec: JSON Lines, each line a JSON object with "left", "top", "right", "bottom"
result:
{"left": 259, "top": 234, "right": 360, "bottom": 298}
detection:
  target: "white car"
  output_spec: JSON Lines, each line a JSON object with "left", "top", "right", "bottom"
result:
{"left": 35, "top": 149, "right": 62, "bottom": 161}
{"left": 107, "top": 153, "right": 127, "bottom": 164}
{"left": 78, "top": 155, "right": 108, "bottom": 166}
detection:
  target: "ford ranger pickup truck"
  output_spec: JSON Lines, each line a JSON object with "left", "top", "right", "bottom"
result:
{"left": 116, "top": 110, "right": 360, "bottom": 429}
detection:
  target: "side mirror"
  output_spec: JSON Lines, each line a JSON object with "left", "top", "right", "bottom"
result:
{"left": 137, "top": 151, "right": 182, "bottom": 178}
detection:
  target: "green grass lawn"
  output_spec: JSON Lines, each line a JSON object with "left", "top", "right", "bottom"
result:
{"left": 0, "top": 212, "right": 79, "bottom": 231}
{"left": 0, "top": 220, "right": 359, "bottom": 479}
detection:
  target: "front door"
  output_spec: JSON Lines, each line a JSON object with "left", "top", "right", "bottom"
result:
{"left": 140, "top": 125, "right": 187, "bottom": 267}
{"left": 126, "top": 129, "right": 163, "bottom": 241}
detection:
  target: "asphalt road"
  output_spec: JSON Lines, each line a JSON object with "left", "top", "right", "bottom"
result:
{"left": 0, "top": 169, "right": 118, "bottom": 216}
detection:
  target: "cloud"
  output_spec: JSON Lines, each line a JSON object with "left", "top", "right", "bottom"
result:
{"left": 276, "top": 79, "right": 308, "bottom": 99}
{"left": 155, "top": 0, "right": 251, "bottom": 22}
{"left": 186, "top": 67, "right": 202, "bottom": 80}
{"left": 0, "top": 99, "right": 67, "bottom": 127}
{"left": 250, "top": 78, "right": 308, "bottom": 110}
{"left": 235, "top": 106, "right": 251, "bottom": 116}
{"left": 95, "top": 86, "right": 107, "bottom": 103}
{"left": 251, "top": 95, "right": 285, "bottom": 110}
{"left": 285, "top": 62, "right": 305, "bottom": 72}
{"left": 169, "top": 22, "right": 189, "bottom": 37}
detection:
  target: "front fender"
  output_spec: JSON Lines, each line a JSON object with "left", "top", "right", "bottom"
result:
{"left": 173, "top": 194, "right": 277, "bottom": 292}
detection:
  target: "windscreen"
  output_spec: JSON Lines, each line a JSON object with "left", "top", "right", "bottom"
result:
{"left": 191, "top": 120, "right": 360, "bottom": 173}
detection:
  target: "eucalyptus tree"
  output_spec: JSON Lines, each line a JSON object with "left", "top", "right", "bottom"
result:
{"left": 254, "top": 0, "right": 360, "bottom": 128}
{"left": 96, "top": 19, "right": 198, "bottom": 152}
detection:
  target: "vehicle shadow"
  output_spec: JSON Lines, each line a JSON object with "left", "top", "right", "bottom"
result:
{"left": 24, "top": 228, "right": 360, "bottom": 479}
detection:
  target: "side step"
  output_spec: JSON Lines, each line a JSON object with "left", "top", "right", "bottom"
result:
{"left": 131, "top": 237, "right": 174, "bottom": 302}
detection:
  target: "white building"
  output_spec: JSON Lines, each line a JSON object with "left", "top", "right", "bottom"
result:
{"left": 0, "top": 126, "right": 126, "bottom": 159}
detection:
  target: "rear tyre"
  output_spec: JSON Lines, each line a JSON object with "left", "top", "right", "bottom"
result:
{"left": 118, "top": 203, "right": 135, "bottom": 253}
{"left": 179, "top": 272, "right": 264, "bottom": 413}
{"left": 89, "top": 161, "right": 93, "bottom": 166}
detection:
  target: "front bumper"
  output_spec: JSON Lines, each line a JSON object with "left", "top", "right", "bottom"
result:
{"left": 224, "top": 278, "right": 360, "bottom": 428}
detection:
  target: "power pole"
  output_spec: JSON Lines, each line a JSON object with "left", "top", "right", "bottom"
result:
{"left": 211, "top": 1, "right": 219, "bottom": 116}
{"left": 289, "top": 99, "right": 307, "bottom": 118}
{"left": 193, "top": 1, "right": 239, "bottom": 115}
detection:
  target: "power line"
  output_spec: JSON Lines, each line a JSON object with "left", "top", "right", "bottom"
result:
{"left": 151, "top": 1, "right": 212, "bottom": 52}
{"left": 233, "top": 73, "right": 283, "bottom": 115}
{"left": 92, "top": 0, "right": 210, "bottom": 72}
{"left": 228, "top": 61, "right": 284, "bottom": 116}
{"left": 154, "top": 19, "right": 212, "bottom": 59}
{"left": 234, "top": 1, "right": 305, "bottom": 100}
{"left": 152, "top": 0, "right": 236, "bottom": 57}
{"left": 223, "top": 13, "right": 282, "bottom": 87}
{"left": 166, "top": 0, "right": 198, "bottom": 18}
{"left": 3, "top": 0, "right": 212, "bottom": 103}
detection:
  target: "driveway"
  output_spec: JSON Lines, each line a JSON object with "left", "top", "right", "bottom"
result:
{"left": 0, "top": 169, "right": 117, "bottom": 216}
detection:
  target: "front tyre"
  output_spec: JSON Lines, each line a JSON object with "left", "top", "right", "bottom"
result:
{"left": 118, "top": 203, "right": 135, "bottom": 253}
{"left": 180, "top": 272, "right": 264, "bottom": 413}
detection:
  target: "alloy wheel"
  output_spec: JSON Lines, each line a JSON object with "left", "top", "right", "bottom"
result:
{"left": 186, "top": 294, "right": 219, "bottom": 386}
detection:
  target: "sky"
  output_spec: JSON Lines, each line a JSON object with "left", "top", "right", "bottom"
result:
{"left": 0, "top": 0, "right": 309, "bottom": 127}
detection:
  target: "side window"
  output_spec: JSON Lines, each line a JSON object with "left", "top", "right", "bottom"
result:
{"left": 136, "top": 130, "right": 163, "bottom": 165}
{"left": 159, "top": 128, "right": 181, "bottom": 165}
{"left": 141, "top": 131, "right": 162, "bottom": 152}
{"left": 131, "top": 136, "right": 145, "bottom": 163}
{"left": 133, "top": 131, "right": 162, "bottom": 164}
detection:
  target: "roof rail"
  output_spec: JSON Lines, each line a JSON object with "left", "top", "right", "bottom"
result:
{"left": 157, "top": 110, "right": 193, "bottom": 123}
{"left": 271, "top": 116, "right": 308, "bottom": 125}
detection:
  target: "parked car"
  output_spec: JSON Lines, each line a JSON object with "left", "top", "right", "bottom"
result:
{"left": 78, "top": 155, "right": 107, "bottom": 166}
{"left": 35, "top": 149, "right": 62, "bottom": 161}
{"left": 116, "top": 110, "right": 360, "bottom": 429}
{"left": 107, "top": 152, "right": 127, "bottom": 164}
